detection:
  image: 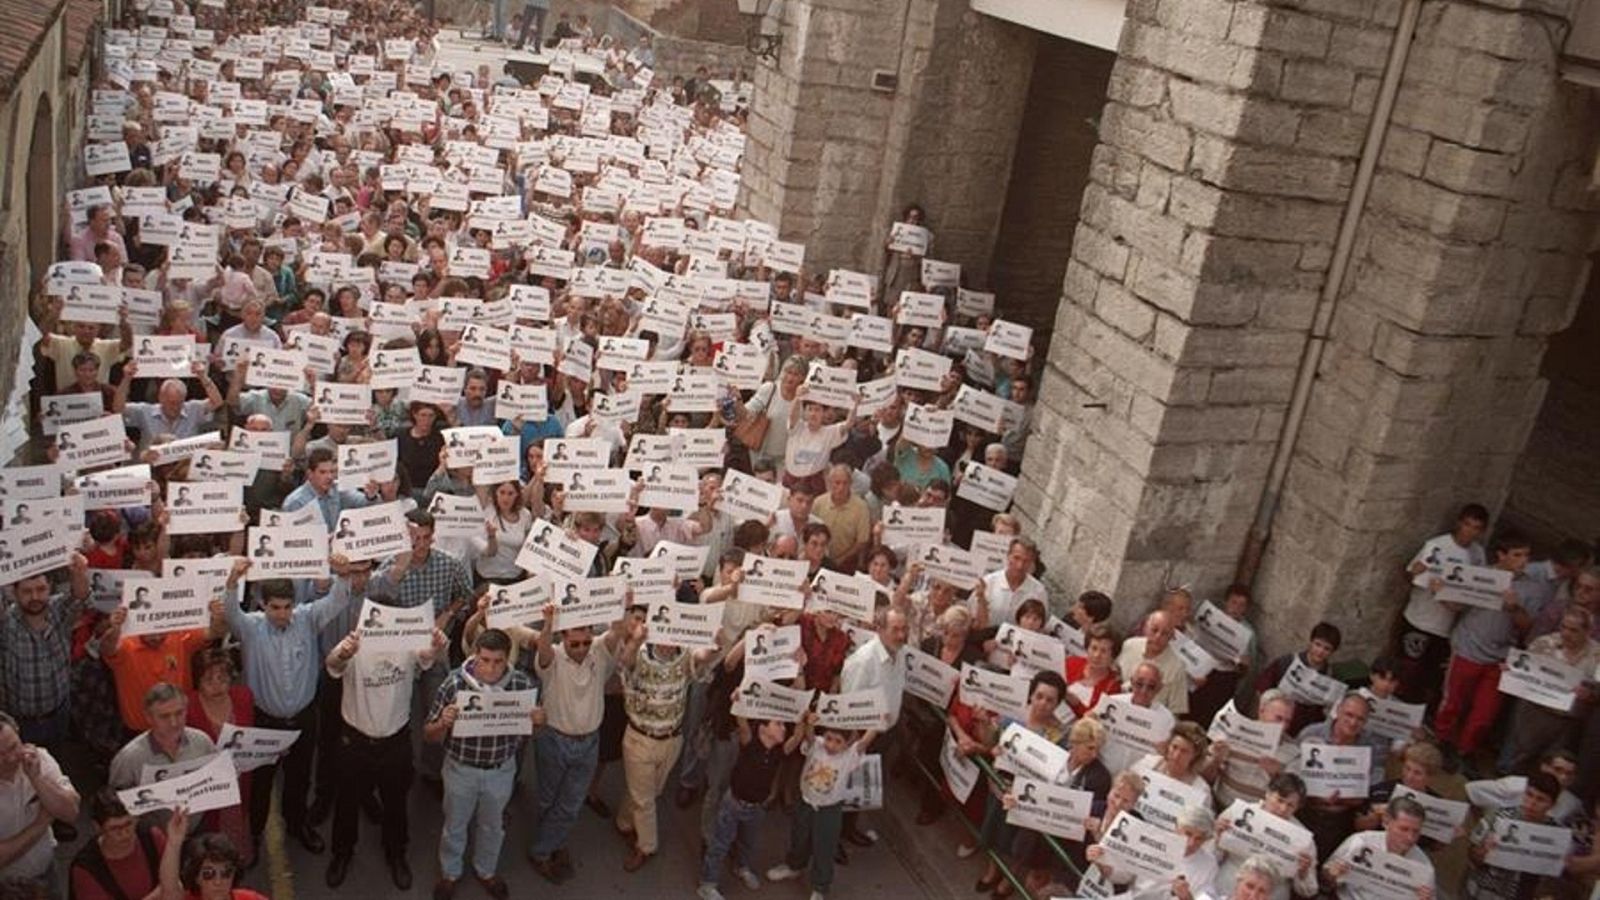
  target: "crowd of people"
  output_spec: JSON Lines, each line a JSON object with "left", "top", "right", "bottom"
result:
{"left": 1, "top": 2, "right": 1598, "bottom": 900}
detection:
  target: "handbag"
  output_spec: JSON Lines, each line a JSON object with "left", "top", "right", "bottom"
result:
{"left": 733, "top": 409, "right": 770, "bottom": 450}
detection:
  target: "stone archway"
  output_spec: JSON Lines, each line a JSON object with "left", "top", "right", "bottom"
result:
{"left": 24, "top": 94, "right": 55, "bottom": 292}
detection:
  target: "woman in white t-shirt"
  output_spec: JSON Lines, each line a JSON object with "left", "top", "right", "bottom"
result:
{"left": 782, "top": 385, "right": 859, "bottom": 493}
{"left": 742, "top": 358, "right": 806, "bottom": 469}
{"left": 475, "top": 480, "right": 532, "bottom": 583}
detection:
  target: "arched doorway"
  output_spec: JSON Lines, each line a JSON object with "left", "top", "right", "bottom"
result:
{"left": 25, "top": 95, "right": 54, "bottom": 292}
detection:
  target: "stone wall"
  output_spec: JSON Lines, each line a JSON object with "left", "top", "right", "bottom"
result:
{"left": 0, "top": 1, "right": 97, "bottom": 462}
{"left": 1016, "top": 0, "right": 1599, "bottom": 655}
{"left": 741, "top": 0, "right": 1037, "bottom": 279}
{"left": 1253, "top": 0, "right": 1599, "bottom": 655}
{"left": 990, "top": 36, "right": 1116, "bottom": 333}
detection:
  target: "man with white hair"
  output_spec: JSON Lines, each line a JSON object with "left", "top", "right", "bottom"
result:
{"left": 113, "top": 361, "right": 223, "bottom": 450}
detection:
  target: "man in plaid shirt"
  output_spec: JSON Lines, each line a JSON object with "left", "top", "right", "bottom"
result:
{"left": 372, "top": 509, "right": 475, "bottom": 780}
{"left": 0, "top": 555, "right": 90, "bottom": 748}
{"left": 424, "top": 628, "right": 544, "bottom": 900}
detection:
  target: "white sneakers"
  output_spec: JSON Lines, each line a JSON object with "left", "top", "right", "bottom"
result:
{"left": 696, "top": 885, "right": 726, "bottom": 900}
{"left": 734, "top": 867, "right": 761, "bottom": 890}
{"left": 808, "top": 892, "right": 826, "bottom": 900}
{"left": 955, "top": 843, "right": 978, "bottom": 858}
{"left": 765, "top": 863, "right": 802, "bottom": 882}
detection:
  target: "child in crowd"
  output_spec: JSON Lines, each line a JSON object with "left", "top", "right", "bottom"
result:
{"left": 697, "top": 713, "right": 806, "bottom": 900}
{"left": 766, "top": 714, "right": 876, "bottom": 900}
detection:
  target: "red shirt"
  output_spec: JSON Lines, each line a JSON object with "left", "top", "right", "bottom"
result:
{"left": 1064, "top": 656, "right": 1121, "bottom": 718}
{"left": 799, "top": 613, "right": 851, "bottom": 693}
{"left": 70, "top": 827, "right": 167, "bottom": 900}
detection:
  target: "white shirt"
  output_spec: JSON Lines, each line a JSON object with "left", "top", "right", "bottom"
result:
{"left": 1402, "top": 533, "right": 1484, "bottom": 637}
{"left": 978, "top": 569, "right": 1046, "bottom": 626}
{"left": 1327, "top": 830, "right": 1434, "bottom": 900}
{"left": 537, "top": 639, "right": 616, "bottom": 735}
{"left": 1465, "top": 775, "right": 1583, "bottom": 824}
{"left": 335, "top": 649, "right": 425, "bottom": 739}
{"left": 840, "top": 636, "right": 907, "bottom": 726}
{"left": 783, "top": 420, "right": 848, "bottom": 479}
{"left": 1134, "top": 846, "right": 1217, "bottom": 898}
{"left": 798, "top": 737, "right": 862, "bottom": 808}
{"left": 0, "top": 749, "right": 69, "bottom": 879}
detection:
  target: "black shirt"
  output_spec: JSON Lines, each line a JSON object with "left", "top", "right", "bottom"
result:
{"left": 729, "top": 735, "right": 789, "bottom": 804}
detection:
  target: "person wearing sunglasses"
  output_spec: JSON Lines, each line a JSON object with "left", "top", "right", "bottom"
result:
{"left": 156, "top": 808, "right": 265, "bottom": 900}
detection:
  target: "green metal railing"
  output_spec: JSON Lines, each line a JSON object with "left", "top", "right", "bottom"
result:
{"left": 904, "top": 696, "right": 1086, "bottom": 900}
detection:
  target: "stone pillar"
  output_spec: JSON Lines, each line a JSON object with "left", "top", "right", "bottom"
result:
{"left": 740, "top": 0, "right": 1036, "bottom": 277}
{"left": 1018, "top": 0, "right": 1598, "bottom": 655}
{"left": 1252, "top": 0, "right": 1599, "bottom": 653}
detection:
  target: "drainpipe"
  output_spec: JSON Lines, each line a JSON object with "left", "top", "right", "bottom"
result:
{"left": 1236, "top": 0, "right": 1424, "bottom": 585}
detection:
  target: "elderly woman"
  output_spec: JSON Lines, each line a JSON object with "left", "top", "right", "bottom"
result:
{"left": 1131, "top": 721, "right": 1214, "bottom": 816}
{"left": 1356, "top": 741, "right": 1453, "bottom": 843}
{"left": 1205, "top": 688, "right": 1300, "bottom": 808}
{"left": 1077, "top": 771, "right": 1148, "bottom": 896}
{"left": 1086, "top": 804, "right": 1217, "bottom": 900}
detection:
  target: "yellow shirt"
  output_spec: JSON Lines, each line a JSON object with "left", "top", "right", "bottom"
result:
{"left": 813, "top": 492, "right": 871, "bottom": 565}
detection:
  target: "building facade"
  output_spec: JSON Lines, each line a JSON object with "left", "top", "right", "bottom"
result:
{"left": 737, "top": 0, "right": 1600, "bottom": 655}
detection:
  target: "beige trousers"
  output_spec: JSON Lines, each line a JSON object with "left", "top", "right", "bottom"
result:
{"left": 615, "top": 726, "right": 683, "bottom": 854}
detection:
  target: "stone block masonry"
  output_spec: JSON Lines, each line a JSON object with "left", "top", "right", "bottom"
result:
{"left": 1018, "top": 0, "right": 1599, "bottom": 659}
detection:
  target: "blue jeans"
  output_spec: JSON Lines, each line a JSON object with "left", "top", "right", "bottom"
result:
{"left": 492, "top": 0, "right": 507, "bottom": 38}
{"left": 439, "top": 754, "right": 517, "bottom": 880}
{"left": 701, "top": 793, "right": 764, "bottom": 886}
{"left": 698, "top": 736, "right": 740, "bottom": 843}
{"left": 784, "top": 800, "right": 844, "bottom": 895}
{"left": 528, "top": 729, "right": 598, "bottom": 859}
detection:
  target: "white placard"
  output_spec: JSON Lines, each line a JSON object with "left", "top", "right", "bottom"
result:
{"left": 744, "top": 625, "right": 801, "bottom": 681}
{"left": 737, "top": 554, "right": 809, "bottom": 609}
{"left": 994, "top": 721, "right": 1069, "bottom": 783}
{"left": 332, "top": 500, "right": 409, "bottom": 563}
{"left": 903, "top": 646, "right": 959, "bottom": 709}
{"left": 356, "top": 599, "right": 433, "bottom": 653}
{"left": 550, "top": 575, "right": 626, "bottom": 632}
{"left": 1499, "top": 648, "right": 1584, "bottom": 713}
{"left": 1217, "top": 800, "right": 1316, "bottom": 882}
{"left": 119, "top": 752, "right": 239, "bottom": 815}
{"left": 941, "top": 731, "right": 980, "bottom": 803}
{"left": 731, "top": 679, "right": 814, "bottom": 724}
{"left": 485, "top": 577, "right": 549, "bottom": 629}
{"left": 1434, "top": 563, "right": 1512, "bottom": 610}
{"left": 55, "top": 414, "right": 129, "bottom": 470}
{"left": 515, "top": 518, "right": 597, "bottom": 582}
{"left": 245, "top": 525, "right": 328, "bottom": 580}
{"left": 1280, "top": 656, "right": 1347, "bottom": 708}
{"left": 807, "top": 569, "right": 877, "bottom": 624}
{"left": 959, "top": 663, "right": 1030, "bottom": 719}
{"left": 453, "top": 689, "right": 538, "bottom": 738}
{"left": 1366, "top": 695, "right": 1427, "bottom": 742}
{"left": 215, "top": 725, "right": 301, "bottom": 773}
{"left": 0, "top": 520, "right": 73, "bottom": 586}
{"left": 955, "top": 461, "right": 1017, "bottom": 512}
{"left": 1006, "top": 777, "right": 1093, "bottom": 842}
{"left": 166, "top": 481, "right": 243, "bottom": 535}
{"left": 1097, "top": 811, "right": 1185, "bottom": 882}
{"left": 815, "top": 689, "right": 891, "bottom": 731}
{"left": 1482, "top": 816, "right": 1572, "bottom": 877}
{"left": 120, "top": 574, "right": 215, "bottom": 636}
{"left": 1206, "top": 699, "right": 1283, "bottom": 760}
{"left": 1298, "top": 742, "right": 1371, "bottom": 799}
{"left": 1390, "top": 785, "right": 1469, "bottom": 844}
{"left": 645, "top": 601, "right": 722, "bottom": 650}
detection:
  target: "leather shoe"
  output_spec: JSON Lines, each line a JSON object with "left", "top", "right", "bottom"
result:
{"left": 476, "top": 875, "right": 510, "bottom": 900}
{"left": 432, "top": 878, "right": 456, "bottom": 900}
{"left": 388, "top": 854, "right": 413, "bottom": 890}
{"left": 325, "top": 855, "right": 351, "bottom": 888}
{"left": 623, "top": 846, "right": 650, "bottom": 872}
{"left": 296, "top": 824, "right": 326, "bottom": 854}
